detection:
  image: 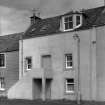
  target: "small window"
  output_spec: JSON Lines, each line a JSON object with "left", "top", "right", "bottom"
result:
{"left": 0, "top": 77, "right": 5, "bottom": 91}
{"left": 66, "top": 78, "right": 74, "bottom": 93}
{"left": 0, "top": 54, "right": 6, "bottom": 68}
{"left": 40, "top": 24, "right": 50, "bottom": 31}
{"left": 65, "top": 54, "right": 73, "bottom": 69}
{"left": 25, "top": 57, "right": 32, "bottom": 70}
{"left": 76, "top": 15, "right": 81, "bottom": 26}
{"left": 64, "top": 16, "right": 73, "bottom": 30}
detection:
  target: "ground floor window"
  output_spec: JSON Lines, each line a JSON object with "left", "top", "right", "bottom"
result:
{"left": 65, "top": 78, "right": 74, "bottom": 93}
{"left": 0, "top": 77, "right": 5, "bottom": 91}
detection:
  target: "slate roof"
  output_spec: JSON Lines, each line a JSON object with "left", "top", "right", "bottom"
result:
{"left": 23, "top": 6, "right": 105, "bottom": 39}
{"left": 0, "top": 32, "right": 23, "bottom": 53}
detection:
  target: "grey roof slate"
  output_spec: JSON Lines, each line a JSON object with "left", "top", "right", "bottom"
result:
{"left": 23, "top": 6, "right": 105, "bottom": 39}
{"left": 0, "top": 33, "right": 23, "bottom": 53}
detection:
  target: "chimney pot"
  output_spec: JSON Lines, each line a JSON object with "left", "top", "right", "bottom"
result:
{"left": 30, "top": 8, "right": 41, "bottom": 25}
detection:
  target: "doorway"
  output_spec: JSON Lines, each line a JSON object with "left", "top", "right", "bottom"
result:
{"left": 45, "top": 79, "right": 52, "bottom": 100}
{"left": 33, "top": 79, "right": 42, "bottom": 99}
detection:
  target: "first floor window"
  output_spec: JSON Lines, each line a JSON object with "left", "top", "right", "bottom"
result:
{"left": 65, "top": 53, "right": 73, "bottom": 69}
{"left": 25, "top": 57, "right": 32, "bottom": 70}
{"left": 0, "top": 77, "right": 5, "bottom": 91}
{"left": 66, "top": 78, "right": 74, "bottom": 93}
{"left": 0, "top": 54, "right": 5, "bottom": 67}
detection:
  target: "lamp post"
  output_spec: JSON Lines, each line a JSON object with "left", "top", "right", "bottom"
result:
{"left": 73, "top": 33, "right": 80, "bottom": 104}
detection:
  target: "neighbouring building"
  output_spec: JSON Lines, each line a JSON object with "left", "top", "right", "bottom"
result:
{"left": 7, "top": 6, "right": 105, "bottom": 101}
{"left": 0, "top": 33, "right": 23, "bottom": 96}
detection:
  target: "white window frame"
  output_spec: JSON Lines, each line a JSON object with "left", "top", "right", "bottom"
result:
{"left": 62, "top": 14, "right": 82, "bottom": 31}
{"left": 63, "top": 15, "right": 74, "bottom": 31}
{"left": 65, "top": 78, "right": 75, "bottom": 93}
{"left": 0, "top": 53, "right": 6, "bottom": 68}
{"left": 0, "top": 77, "right": 5, "bottom": 91}
{"left": 65, "top": 54, "right": 73, "bottom": 69}
{"left": 25, "top": 57, "right": 32, "bottom": 71}
{"left": 75, "top": 14, "right": 82, "bottom": 28}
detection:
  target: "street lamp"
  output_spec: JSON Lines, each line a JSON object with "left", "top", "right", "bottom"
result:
{"left": 73, "top": 33, "right": 80, "bottom": 104}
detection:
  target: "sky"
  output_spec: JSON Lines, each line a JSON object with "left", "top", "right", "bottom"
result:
{"left": 0, "top": 0, "right": 104, "bottom": 35}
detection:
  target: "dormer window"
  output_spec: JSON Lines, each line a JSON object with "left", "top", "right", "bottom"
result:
{"left": 76, "top": 15, "right": 81, "bottom": 26}
{"left": 62, "top": 14, "right": 82, "bottom": 31}
{"left": 64, "top": 16, "right": 73, "bottom": 30}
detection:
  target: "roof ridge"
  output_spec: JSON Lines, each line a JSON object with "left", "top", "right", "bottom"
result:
{"left": 84, "top": 5, "right": 105, "bottom": 12}
{"left": 0, "top": 32, "right": 23, "bottom": 38}
{"left": 40, "top": 6, "right": 105, "bottom": 20}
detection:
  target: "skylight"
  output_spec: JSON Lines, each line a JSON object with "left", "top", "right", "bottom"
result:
{"left": 40, "top": 24, "right": 50, "bottom": 31}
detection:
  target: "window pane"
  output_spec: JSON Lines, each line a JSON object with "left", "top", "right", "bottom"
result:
{"left": 66, "top": 54, "right": 73, "bottom": 68}
{"left": 67, "top": 62, "right": 70, "bottom": 67}
{"left": 76, "top": 16, "right": 80, "bottom": 25}
{"left": 67, "top": 62, "right": 72, "bottom": 67}
{"left": 28, "top": 58, "right": 31, "bottom": 64}
{"left": 68, "top": 22, "right": 73, "bottom": 29}
{"left": 0, "top": 77, "right": 5, "bottom": 89}
{"left": 67, "top": 79, "right": 74, "bottom": 83}
{"left": 26, "top": 57, "right": 32, "bottom": 70}
{"left": 64, "top": 16, "right": 73, "bottom": 30}
{"left": 68, "top": 16, "right": 72, "bottom": 21}
{"left": 65, "top": 16, "right": 72, "bottom": 22}
{"left": 70, "top": 62, "right": 72, "bottom": 66}
{"left": 28, "top": 64, "right": 32, "bottom": 69}
{"left": 65, "top": 23, "right": 69, "bottom": 30}
{"left": 67, "top": 54, "right": 72, "bottom": 61}
{"left": 67, "top": 84, "right": 74, "bottom": 91}
{"left": 65, "top": 17, "right": 69, "bottom": 22}
{"left": 0, "top": 54, "right": 5, "bottom": 67}
{"left": 66, "top": 79, "right": 74, "bottom": 92}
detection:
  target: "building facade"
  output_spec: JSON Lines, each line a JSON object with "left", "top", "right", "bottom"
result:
{"left": 0, "top": 33, "right": 22, "bottom": 96}
{"left": 7, "top": 6, "right": 105, "bottom": 101}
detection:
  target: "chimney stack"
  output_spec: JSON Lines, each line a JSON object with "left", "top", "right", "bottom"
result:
{"left": 30, "top": 8, "right": 41, "bottom": 25}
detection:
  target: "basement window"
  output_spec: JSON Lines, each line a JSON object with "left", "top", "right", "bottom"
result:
{"left": 0, "top": 53, "right": 6, "bottom": 68}
{"left": 66, "top": 78, "right": 75, "bottom": 93}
